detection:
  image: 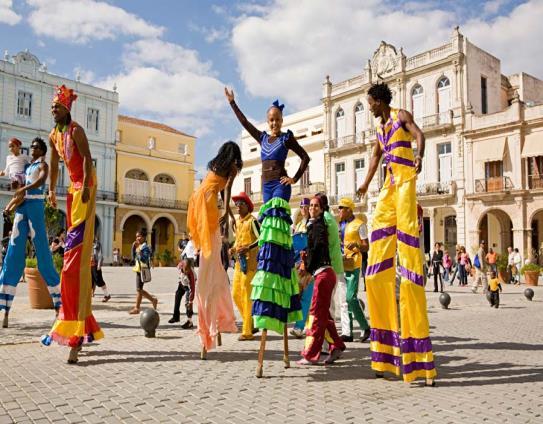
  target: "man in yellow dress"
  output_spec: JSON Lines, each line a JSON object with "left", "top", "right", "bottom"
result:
{"left": 230, "top": 192, "right": 260, "bottom": 340}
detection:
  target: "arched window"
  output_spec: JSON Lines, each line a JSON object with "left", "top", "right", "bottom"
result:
{"left": 153, "top": 173, "right": 176, "bottom": 204}
{"left": 411, "top": 84, "right": 424, "bottom": 123}
{"left": 335, "top": 108, "right": 345, "bottom": 146}
{"left": 124, "top": 169, "right": 150, "bottom": 200}
{"left": 437, "top": 76, "right": 451, "bottom": 123}
{"left": 354, "top": 102, "right": 365, "bottom": 139}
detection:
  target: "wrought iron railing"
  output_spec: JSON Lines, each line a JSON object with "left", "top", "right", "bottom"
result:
{"left": 475, "top": 176, "right": 513, "bottom": 193}
{"left": 120, "top": 194, "right": 187, "bottom": 209}
{"left": 416, "top": 181, "right": 455, "bottom": 196}
{"left": 420, "top": 111, "right": 453, "bottom": 129}
{"left": 529, "top": 174, "right": 543, "bottom": 189}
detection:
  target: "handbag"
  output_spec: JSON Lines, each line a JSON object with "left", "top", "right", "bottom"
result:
{"left": 139, "top": 260, "right": 152, "bottom": 283}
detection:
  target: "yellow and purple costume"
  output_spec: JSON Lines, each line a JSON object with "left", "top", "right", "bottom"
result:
{"left": 366, "top": 108, "right": 436, "bottom": 382}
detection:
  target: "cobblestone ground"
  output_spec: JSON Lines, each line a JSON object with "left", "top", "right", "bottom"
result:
{"left": 0, "top": 267, "right": 542, "bottom": 423}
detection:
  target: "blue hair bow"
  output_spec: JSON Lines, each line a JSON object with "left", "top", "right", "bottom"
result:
{"left": 272, "top": 99, "right": 285, "bottom": 113}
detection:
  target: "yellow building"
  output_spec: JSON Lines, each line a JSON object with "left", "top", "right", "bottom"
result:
{"left": 114, "top": 115, "right": 196, "bottom": 262}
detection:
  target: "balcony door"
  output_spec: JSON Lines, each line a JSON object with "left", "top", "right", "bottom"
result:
{"left": 336, "top": 108, "right": 345, "bottom": 147}
{"left": 244, "top": 177, "right": 252, "bottom": 194}
{"left": 335, "top": 162, "right": 346, "bottom": 197}
{"left": 125, "top": 169, "right": 150, "bottom": 199}
{"left": 485, "top": 161, "right": 503, "bottom": 191}
{"left": 438, "top": 143, "right": 452, "bottom": 183}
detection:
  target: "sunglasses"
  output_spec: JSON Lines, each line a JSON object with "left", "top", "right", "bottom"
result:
{"left": 30, "top": 144, "right": 41, "bottom": 149}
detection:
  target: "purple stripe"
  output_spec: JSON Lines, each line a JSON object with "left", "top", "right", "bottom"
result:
{"left": 397, "top": 230, "right": 420, "bottom": 248}
{"left": 403, "top": 361, "right": 436, "bottom": 375}
{"left": 371, "top": 351, "right": 401, "bottom": 367}
{"left": 385, "top": 141, "right": 412, "bottom": 152}
{"left": 377, "top": 131, "right": 384, "bottom": 144}
{"left": 366, "top": 257, "right": 394, "bottom": 276}
{"left": 382, "top": 119, "right": 403, "bottom": 146}
{"left": 65, "top": 222, "right": 86, "bottom": 251}
{"left": 370, "top": 226, "right": 396, "bottom": 243}
{"left": 388, "top": 154, "right": 415, "bottom": 167}
{"left": 401, "top": 337, "right": 433, "bottom": 354}
{"left": 399, "top": 265, "right": 425, "bottom": 287}
{"left": 370, "top": 328, "right": 400, "bottom": 347}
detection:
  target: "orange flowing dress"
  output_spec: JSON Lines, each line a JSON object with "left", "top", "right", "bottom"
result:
{"left": 187, "top": 171, "right": 237, "bottom": 350}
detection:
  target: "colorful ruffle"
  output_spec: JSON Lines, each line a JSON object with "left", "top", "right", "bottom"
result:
{"left": 47, "top": 315, "right": 104, "bottom": 347}
{"left": 251, "top": 197, "right": 301, "bottom": 334}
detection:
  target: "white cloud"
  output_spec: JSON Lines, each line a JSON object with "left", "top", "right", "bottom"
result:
{"left": 98, "top": 39, "right": 227, "bottom": 137}
{"left": 463, "top": 0, "right": 543, "bottom": 78}
{"left": 26, "top": 0, "right": 164, "bottom": 44}
{"left": 231, "top": 0, "right": 454, "bottom": 109}
{"left": 230, "top": 0, "right": 543, "bottom": 110}
{"left": 73, "top": 66, "right": 95, "bottom": 84}
{"left": 188, "top": 22, "right": 229, "bottom": 44}
{"left": 0, "top": 0, "right": 21, "bottom": 25}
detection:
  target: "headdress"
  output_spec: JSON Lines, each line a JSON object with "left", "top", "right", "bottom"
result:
{"left": 271, "top": 99, "right": 285, "bottom": 113}
{"left": 52, "top": 85, "right": 78, "bottom": 112}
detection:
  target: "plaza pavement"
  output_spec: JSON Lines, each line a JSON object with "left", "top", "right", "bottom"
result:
{"left": 0, "top": 266, "right": 542, "bottom": 423}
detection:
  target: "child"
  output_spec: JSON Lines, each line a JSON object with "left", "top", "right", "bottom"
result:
{"left": 169, "top": 259, "right": 196, "bottom": 328}
{"left": 442, "top": 250, "right": 452, "bottom": 285}
{"left": 1, "top": 138, "right": 29, "bottom": 190}
{"left": 488, "top": 271, "right": 502, "bottom": 308}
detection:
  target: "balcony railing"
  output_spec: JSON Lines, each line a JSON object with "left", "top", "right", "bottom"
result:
{"left": 420, "top": 111, "right": 453, "bottom": 129}
{"left": 329, "top": 192, "right": 365, "bottom": 206}
{"left": 475, "top": 176, "right": 513, "bottom": 193}
{"left": 120, "top": 194, "right": 187, "bottom": 209}
{"left": 416, "top": 181, "right": 456, "bottom": 196}
{"left": 328, "top": 134, "right": 363, "bottom": 149}
{"left": 529, "top": 174, "right": 543, "bottom": 189}
{"left": 54, "top": 186, "right": 117, "bottom": 201}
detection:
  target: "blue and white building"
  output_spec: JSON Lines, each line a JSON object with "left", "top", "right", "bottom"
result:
{"left": 0, "top": 50, "right": 118, "bottom": 262}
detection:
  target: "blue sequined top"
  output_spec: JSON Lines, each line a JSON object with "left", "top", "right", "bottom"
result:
{"left": 260, "top": 130, "right": 293, "bottom": 162}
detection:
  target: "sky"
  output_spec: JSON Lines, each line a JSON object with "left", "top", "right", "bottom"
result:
{"left": 1, "top": 0, "right": 542, "bottom": 177}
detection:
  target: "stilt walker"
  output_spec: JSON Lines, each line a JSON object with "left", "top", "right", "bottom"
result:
{"left": 226, "top": 88, "right": 310, "bottom": 377}
{"left": 187, "top": 142, "right": 241, "bottom": 359}
{"left": 357, "top": 82, "right": 437, "bottom": 385}
{"left": 44, "top": 85, "right": 103, "bottom": 364}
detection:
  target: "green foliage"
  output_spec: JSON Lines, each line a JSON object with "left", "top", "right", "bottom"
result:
{"left": 44, "top": 200, "right": 64, "bottom": 238}
{"left": 25, "top": 257, "right": 37, "bottom": 268}
{"left": 520, "top": 263, "right": 542, "bottom": 275}
{"left": 496, "top": 254, "right": 509, "bottom": 272}
{"left": 161, "top": 249, "right": 174, "bottom": 266}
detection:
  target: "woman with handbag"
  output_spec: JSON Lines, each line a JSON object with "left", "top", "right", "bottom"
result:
{"left": 129, "top": 229, "right": 158, "bottom": 314}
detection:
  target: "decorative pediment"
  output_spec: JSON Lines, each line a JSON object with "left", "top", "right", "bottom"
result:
{"left": 370, "top": 41, "right": 402, "bottom": 80}
{"left": 13, "top": 50, "right": 41, "bottom": 67}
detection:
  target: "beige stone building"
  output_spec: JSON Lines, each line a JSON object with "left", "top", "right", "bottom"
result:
{"left": 114, "top": 115, "right": 196, "bottom": 261}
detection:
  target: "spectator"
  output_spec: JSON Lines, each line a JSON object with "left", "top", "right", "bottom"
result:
{"left": 471, "top": 241, "right": 488, "bottom": 293}
{"left": 507, "top": 246, "right": 515, "bottom": 284}
{"left": 487, "top": 271, "right": 502, "bottom": 308}
{"left": 442, "top": 250, "right": 452, "bottom": 285}
{"left": 181, "top": 235, "right": 197, "bottom": 267}
{"left": 50, "top": 229, "right": 66, "bottom": 257}
{"left": 486, "top": 247, "right": 498, "bottom": 274}
{"left": 169, "top": 258, "right": 196, "bottom": 328}
{"left": 459, "top": 246, "right": 470, "bottom": 286}
{"left": 512, "top": 248, "right": 522, "bottom": 286}
{"left": 431, "top": 242, "right": 444, "bottom": 292}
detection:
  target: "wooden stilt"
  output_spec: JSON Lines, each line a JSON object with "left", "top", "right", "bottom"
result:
{"left": 217, "top": 332, "right": 222, "bottom": 347}
{"left": 200, "top": 346, "right": 207, "bottom": 360}
{"left": 256, "top": 329, "right": 267, "bottom": 378}
{"left": 282, "top": 325, "right": 290, "bottom": 368}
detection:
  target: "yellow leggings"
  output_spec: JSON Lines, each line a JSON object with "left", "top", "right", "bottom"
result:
{"left": 232, "top": 262, "right": 255, "bottom": 337}
{"left": 366, "top": 178, "right": 437, "bottom": 382}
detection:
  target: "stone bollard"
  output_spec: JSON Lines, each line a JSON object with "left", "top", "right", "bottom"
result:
{"left": 524, "top": 288, "right": 534, "bottom": 301}
{"left": 439, "top": 292, "right": 451, "bottom": 309}
{"left": 140, "top": 308, "right": 160, "bottom": 338}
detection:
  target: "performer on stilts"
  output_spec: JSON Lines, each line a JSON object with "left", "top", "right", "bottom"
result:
{"left": 225, "top": 87, "right": 310, "bottom": 377}
{"left": 357, "top": 82, "right": 436, "bottom": 386}
{"left": 187, "top": 142, "right": 241, "bottom": 359}
{"left": 44, "top": 85, "right": 103, "bottom": 364}
{"left": 230, "top": 192, "right": 260, "bottom": 341}
{"left": 0, "top": 137, "right": 61, "bottom": 328}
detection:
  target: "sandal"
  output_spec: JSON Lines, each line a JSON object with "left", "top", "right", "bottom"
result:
{"left": 128, "top": 307, "right": 140, "bottom": 315}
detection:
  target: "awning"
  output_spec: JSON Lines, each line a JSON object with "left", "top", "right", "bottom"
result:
{"left": 522, "top": 132, "right": 543, "bottom": 158}
{"left": 473, "top": 137, "right": 506, "bottom": 162}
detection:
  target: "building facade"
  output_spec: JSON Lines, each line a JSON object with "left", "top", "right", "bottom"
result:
{"left": 235, "top": 28, "right": 543, "bottom": 262}
{"left": 114, "top": 115, "right": 196, "bottom": 261}
{"left": 0, "top": 50, "right": 118, "bottom": 261}
{"left": 231, "top": 105, "right": 325, "bottom": 217}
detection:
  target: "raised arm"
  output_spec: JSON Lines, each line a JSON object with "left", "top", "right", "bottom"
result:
{"left": 281, "top": 132, "right": 310, "bottom": 186}
{"left": 224, "top": 87, "right": 262, "bottom": 143}
{"left": 356, "top": 141, "right": 382, "bottom": 197}
{"left": 399, "top": 109, "right": 425, "bottom": 174}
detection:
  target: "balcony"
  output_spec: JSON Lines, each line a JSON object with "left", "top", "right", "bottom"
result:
{"left": 529, "top": 174, "right": 543, "bottom": 189}
{"left": 328, "top": 134, "right": 363, "bottom": 150}
{"left": 420, "top": 111, "right": 453, "bottom": 131}
{"left": 120, "top": 194, "right": 187, "bottom": 210}
{"left": 475, "top": 176, "right": 513, "bottom": 193}
{"left": 417, "top": 181, "right": 456, "bottom": 197}
{"left": 55, "top": 186, "right": 117, "bottom": 202}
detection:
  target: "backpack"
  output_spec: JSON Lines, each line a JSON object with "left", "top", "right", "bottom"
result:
{"left": 473, "top": 254, "right": 481, "bottom": 269}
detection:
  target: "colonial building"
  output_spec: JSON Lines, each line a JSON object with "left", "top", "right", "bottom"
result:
{"left": 322, "top": 27, "right": 543, "bottom": 260}
{"left": 231, "top": 105, "right": 325, "bottom": 216}
{"left": 114, "top": 115, "right": 196, "bottom": 261}
{"left": 234, "top": 28, "right": 543, "bottom": 261}
{"left": 0, "top": 50, "right": 118, "bottom": 261}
